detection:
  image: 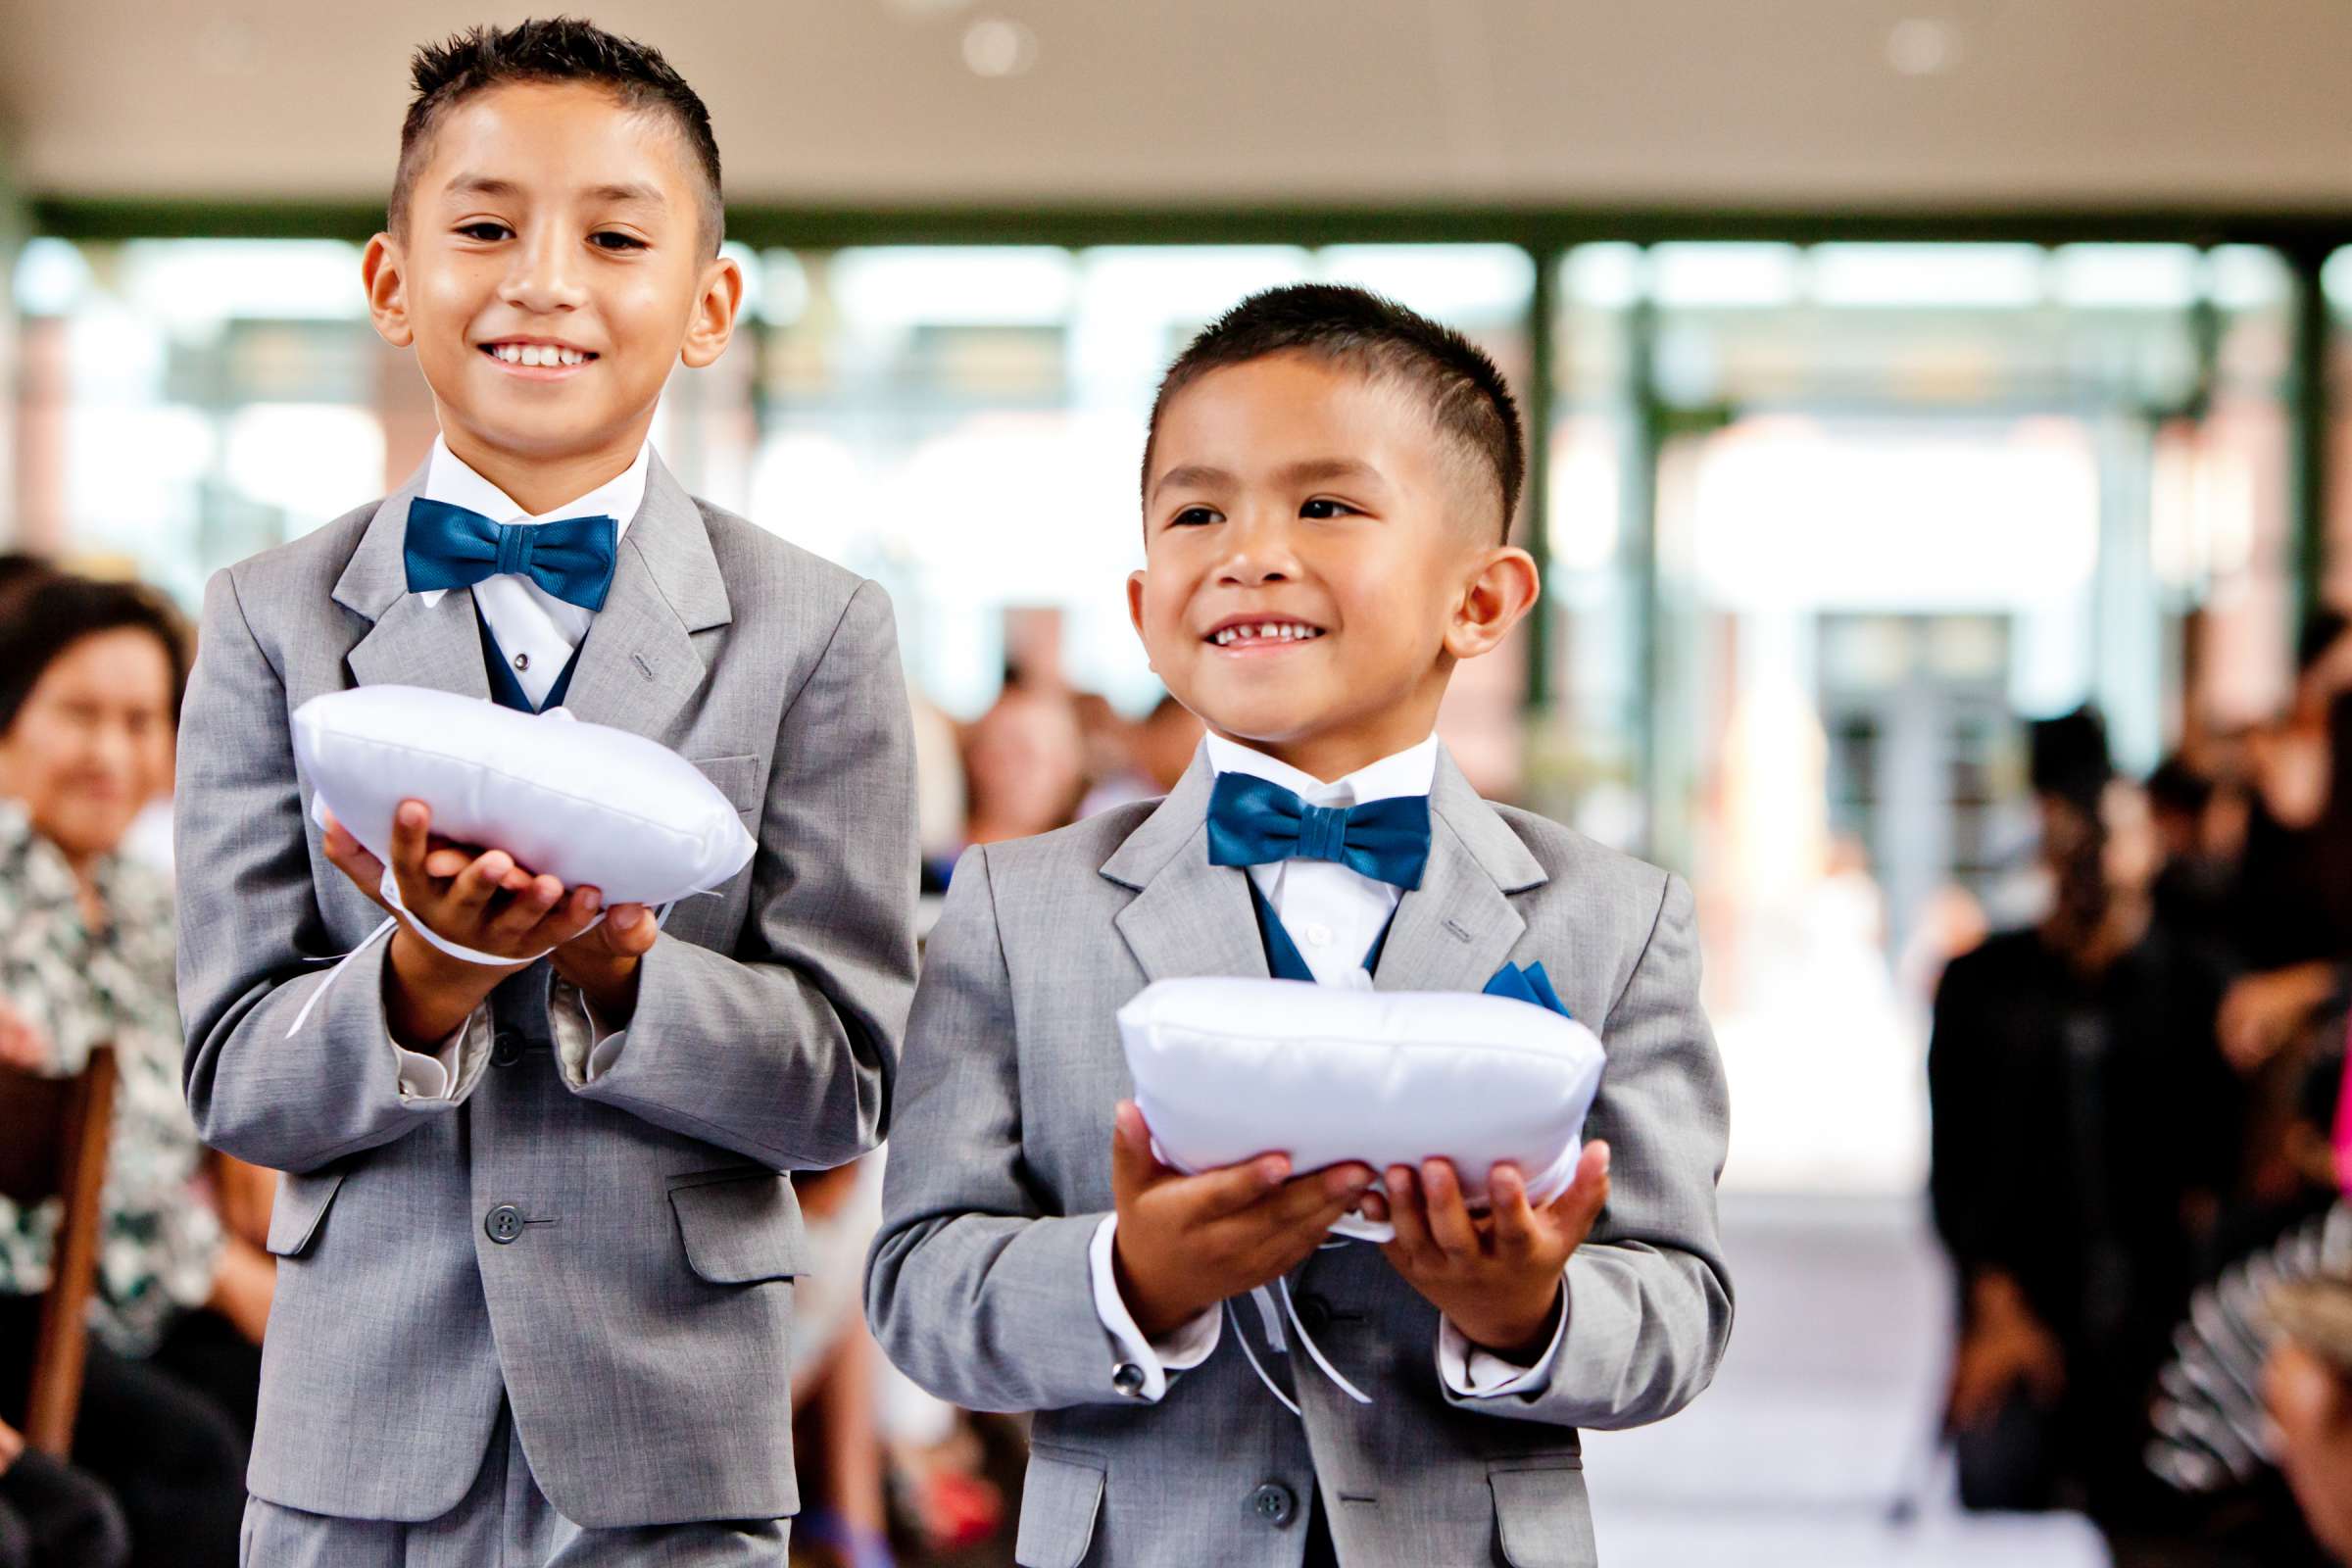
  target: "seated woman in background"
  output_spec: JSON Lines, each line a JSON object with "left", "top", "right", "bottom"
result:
{"left": 0, "top": 574, "right": 270, "bottom": 1568}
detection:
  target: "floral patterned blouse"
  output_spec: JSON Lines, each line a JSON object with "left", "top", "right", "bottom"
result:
{"left": 0, "top": 800, "right": 219, "bottom": 1355}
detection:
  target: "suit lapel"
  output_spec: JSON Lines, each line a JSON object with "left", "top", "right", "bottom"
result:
{"left": 1102, "top": 751, "right": 1270, "bottom": 985}
{"left": 551, "top": 456, "right": 730, "bottom": 740}
{"left": 1371, "top": 748, "right": 1549, "bottom": 997}
{"left": 335, "top": 466, "right": 493, "bottom": 700}
{"left": 334, "top": 454, "right": 731, "bottom": 734}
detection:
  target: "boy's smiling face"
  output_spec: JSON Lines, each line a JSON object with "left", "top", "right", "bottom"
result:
{"left": 1130, "top": 351, "right": 1538, "bottom": 783}
{"left": 362, "top": 80, "right": 741, "bottom": 511}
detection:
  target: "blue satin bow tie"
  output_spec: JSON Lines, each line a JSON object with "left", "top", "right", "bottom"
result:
{"left": 402, "top": 497, "right": 619, "bottom": 612}
{"left": 1205, "top": 771, "right": 1433, "bottom": 890}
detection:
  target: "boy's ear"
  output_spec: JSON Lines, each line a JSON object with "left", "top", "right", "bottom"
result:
{"left": 679, "top": 252, "right": 746, "bottom": 370}
{"left": 1126, "top": 570, "right": 1154, "bottom": 671}
{"left": 361, "top": 233, "right": 413, "bottom": 349}
{"left": 1444, "top": 546, "right": 1541, "bottom": 662}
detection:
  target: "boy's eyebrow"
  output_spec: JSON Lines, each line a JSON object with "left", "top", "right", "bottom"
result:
{"left": 1278, "top": 457, "right": 1386, "bottom": 489}
{"left": 1150, "top": 464, "right": 1235, "bottom": 499}
{"left": 1150, "top": 458, "right": 1387, "bottom": 500}
{"left": 437, "top": 175, "right": 667, "bottom": 208}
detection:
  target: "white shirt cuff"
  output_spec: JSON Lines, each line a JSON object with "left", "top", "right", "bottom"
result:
{"left": 1436, "top": 1271, "right": 1571, "bottom": 1398}
{"left": 551, "top": 980, "right": 628, "bottom": 1090}
{"left": 1089, "top": 1214, "right": 1220, "bottom": 1401}
{"left": 390, "top": 1006, "right": 493, "bottom": 1105}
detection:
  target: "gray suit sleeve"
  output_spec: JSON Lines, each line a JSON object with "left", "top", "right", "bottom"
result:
{"left": 177, "top": 567, "right": 455, "bottom": 1174}
{"left": 568, "top": 578, "right": 917, "bottom": 1172}
{"left": 1446, "top": 871, "right": 1735, "bottom": 1429}
{"left": 864, "top": 846, "right": 1129, "bottom": 1413}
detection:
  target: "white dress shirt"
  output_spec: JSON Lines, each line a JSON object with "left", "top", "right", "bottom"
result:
{"left": 378, "top": 438, "right": 652, "bottom": 1103}
{"left": 1090, "top": 733, "right": 1570, "bottom": 1403}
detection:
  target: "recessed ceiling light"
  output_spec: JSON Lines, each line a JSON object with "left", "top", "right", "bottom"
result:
{"left": 1886, "top": 18, "right": 1961, "bottom": 76}
{"left": 962, "top": 18, "right": 1040, "bottom": 78}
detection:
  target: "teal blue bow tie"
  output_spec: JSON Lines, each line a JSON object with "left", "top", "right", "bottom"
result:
{"left": 403, "top": 497, "right": 618, "bottom": 612}
{"left": 1205, "top": 771, "right": 1432, "bottom": 890}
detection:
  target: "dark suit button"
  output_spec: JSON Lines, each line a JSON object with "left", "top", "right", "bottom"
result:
{"left": 1247, "top": 1483, "right": 1297, "bottom": 1528}
{"left": 1295, "top": 1293, "right": 1333, "bottom": 1337}
{"left": 1111, "top": 1362, "right": 1147, "bottom": 1398}
{"left": 484, "top": 1204, "right": 525, "bottom": 1244}
{"left": 490, "top": 1032, "right": 523, "bottom": 1068}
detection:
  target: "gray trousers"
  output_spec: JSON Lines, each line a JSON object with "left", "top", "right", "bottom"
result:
{"left": 240, "top": 1408, "right": 788, "bottom": 1567}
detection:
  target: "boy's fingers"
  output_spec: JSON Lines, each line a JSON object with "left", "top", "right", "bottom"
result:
{"left": 1358, "top": 1190, "right": 1391, "bottom": 1224}
{"left": 487, "top": 874, "right": 565, "bottom": 941}
{"left": 1488, "top": 1163, "right": 1539, "bottom": 1259}
{"left": 447, "top": 850, "right": 515, "bottom": 912}
{"left": 1381, "top": 1165, "right": 1435, "bottom": 1261}
{"left": 1180, "top": 1152, "right": 1293, "bottom": 1223}
{"left": 1109, "top": 1101, "right": 1164, "bottom": 1206}
{"left": 1420, "top": 1159, "right": 1479, "bottom": 1256}
{"left": 421, "top": 847, "right": 472, "bottom": 880}
{"left": 531, "top": 886, "right": 607, "bottom": 950}
{"left": 1543, "top": 1143, "right": 1613, "bottom": 1241}
{"left": 388, "top": 801, "right": 431, "bottom": 869}
{"left": 1251, "top": 1162, "right": 1374, "bottom": 1234}
{"left": 603, "top": 903, "right": 659, "bottom": 956}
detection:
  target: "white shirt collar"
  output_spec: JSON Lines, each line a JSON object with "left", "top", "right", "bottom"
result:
{"left": 1201, "top": 731, "right": 1440, "bottom": 808}
{"left": 413, "top": 437, "right": 652, "bottom": 608}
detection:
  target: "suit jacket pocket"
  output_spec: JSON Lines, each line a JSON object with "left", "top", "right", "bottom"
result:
{"left": 266, "top": 1170, "right": 347, "bottom": 1258}
{"left": 1013, "top": 1447, "right": 1104, "bottom": 1568}
{"left": 689, "top": 754, "right": 764, "bottom": 815}
{"left": 667, "top": 1170, "right": 809, "bottom": 1284}
{"left": 1490, "top": 1460, "right": 1596, "bottom": 1568}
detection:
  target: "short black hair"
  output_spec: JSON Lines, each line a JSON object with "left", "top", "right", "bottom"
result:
{"left": 0, "top": 575, "right": 190, "bottom": 737}
{"left": 2029, "top": 704, "right": 2113, "bottom": 811}
{"left": 1144, "top": 284, "right": 1527, "bottom": 539}
{"left": 391, "top": 18, "right": 723, "bottom": 255}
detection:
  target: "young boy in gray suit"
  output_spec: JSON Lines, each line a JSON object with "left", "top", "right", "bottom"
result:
{"left": 868, "top": 285, "right": 1733, "bottom": 1567}
{"left": 173, "top": 21, "right": 916, "bottom": 1566}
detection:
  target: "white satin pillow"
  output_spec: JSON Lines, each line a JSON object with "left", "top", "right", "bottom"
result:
{"left": 292, "top": 684, "right": 757, "bottom": 906}
{"left": 1116, "top": 976, "right": 1606, "bottom": 1243}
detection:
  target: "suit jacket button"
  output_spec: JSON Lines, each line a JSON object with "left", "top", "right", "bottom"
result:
{"left": 490, "top": 1032, "right": 523, "bottom": 1068}
{"left": 1247, "top": 1483, "right": 1297, "bottom": 1528}
{"left": 485, "top": 1204, "right": 525, "bottom": 1244}
{"left": 1111, "top": 1362, "right": 1147, "bottom": 1398}
{"left": 1295, "top": 1293, "right": 1333, "bottom": 1337}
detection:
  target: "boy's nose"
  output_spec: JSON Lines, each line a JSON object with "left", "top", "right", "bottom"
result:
{"left": 1216, "top": 517, "right": 1301, "bottom": 585}
{"left": 502, "top": 231, "right": 587, "bottom": 314}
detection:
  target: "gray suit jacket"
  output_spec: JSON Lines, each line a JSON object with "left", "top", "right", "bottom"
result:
{"left": 868, "top": 750, "right": 1732, "bottom": 1568}
{"left": 175, "top": 456, "right": 918, "bottom": 1528}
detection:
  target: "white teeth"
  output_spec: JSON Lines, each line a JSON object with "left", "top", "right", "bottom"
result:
{"left": 1211, "top": 622, "right": 1320, "bottom": 646}
{"left": 491, "top": 344, "right": 587, "bottom": 368}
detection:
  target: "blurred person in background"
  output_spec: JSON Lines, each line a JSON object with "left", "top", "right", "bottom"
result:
{"left": 2267, "top": 1324, "right": 2352, "bottom": 1564}
{"left": 2146, "top": 750, "right": 2247, "bottom": 968}
{"left": 787, "top": 1161, "right": 1008, "bottom": 1568}
{"left": 2220, "top": 612, "right": 2352, "bottom": 1082}
{"left": 953, "top": 677, "right": 1087, "bottom": 858}
{"left": 1929, "top": 706, "right": 2236, "bottom": 1562}
{"left": 0, "top": 1416, "right": 128, "bottom": 1568}
{"left": 1076, "top": 692, "right": 1204, "bottom": 819}
{"left": 0, "top": 576, "right": 270, "bottom": 1568}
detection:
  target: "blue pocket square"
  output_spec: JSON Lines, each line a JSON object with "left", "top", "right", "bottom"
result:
{"left": 1484, "top": 961, "right": 1571, "bottom": 1019}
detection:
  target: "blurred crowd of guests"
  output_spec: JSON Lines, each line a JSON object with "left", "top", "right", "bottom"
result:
{"left": 1928, "top": 612, "right": 2352, "bottom": 1568}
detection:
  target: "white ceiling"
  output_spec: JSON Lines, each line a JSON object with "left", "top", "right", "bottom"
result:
{"left": 5, "top": 0, "right": 2352, "bottom": 211}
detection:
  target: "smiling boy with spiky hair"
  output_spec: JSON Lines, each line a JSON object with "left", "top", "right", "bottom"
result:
{"left": 869, "top": 284, "right": 1732, "bottom": 1566}
{"left": 175, "top": 20, "right": 917, "bottom": 1564}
